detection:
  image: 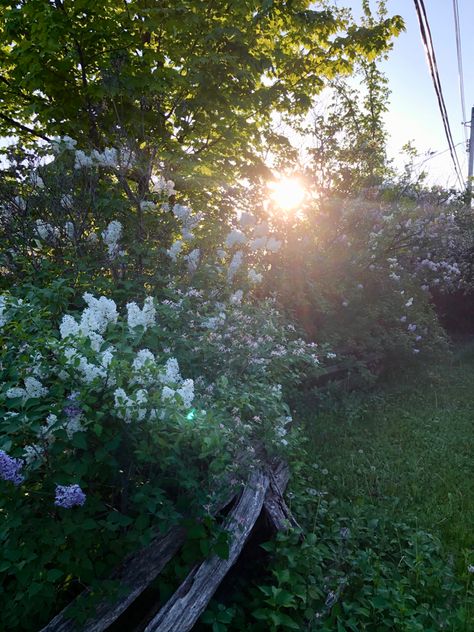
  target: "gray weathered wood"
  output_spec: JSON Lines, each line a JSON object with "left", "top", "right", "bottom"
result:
{"left": 39, "top": 479, "right": 240, "bottom": 632}
{"left": 144, "top": 470, "right": 269, "bottom": 632}
{"left": 263, "top": 461, "right": 300, "bottom": 532}
{"left": 39, "top": 526, "right": 186, "bottom": 632}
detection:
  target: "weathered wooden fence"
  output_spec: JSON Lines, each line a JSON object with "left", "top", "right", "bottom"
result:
{"left": 41, "top": 357, "right": 377, "bottom": 632}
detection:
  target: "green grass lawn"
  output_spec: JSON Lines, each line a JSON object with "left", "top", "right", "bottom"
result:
{"left": 306, "top": 342, "right": 474, "bottom": 565}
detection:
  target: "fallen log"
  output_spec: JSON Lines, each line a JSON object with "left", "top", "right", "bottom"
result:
{"left": 143, "top": 469, "right": 270, "bottom": 632}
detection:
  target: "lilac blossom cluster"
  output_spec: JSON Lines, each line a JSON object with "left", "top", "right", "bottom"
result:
{"left": 54, "top": 484, "right": 86, "bottom": 509}
{"left": 0, "top": 450, "right": 24, "bottom": 486}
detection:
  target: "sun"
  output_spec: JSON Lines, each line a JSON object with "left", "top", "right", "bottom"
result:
{"left": 267, "top": 176, "right": 306, "bottom": 211}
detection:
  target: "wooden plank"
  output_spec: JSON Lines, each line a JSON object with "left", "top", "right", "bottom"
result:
{"left": 39, "top": 526, "right": 186, "bottom": 632}
{"left": 263, "top": 461, "right": 301, "bottom": 533}
{"left": 144, "top": 470, "right": 269, "bottom": 632}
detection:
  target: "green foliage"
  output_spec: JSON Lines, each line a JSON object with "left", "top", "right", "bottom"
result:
{"left": 0, "top": 0, "right": 403, "bottom": 189}
{"left": 264, "top": 186, "right": 467, "bottom": 370}
{"left": 198, "top": 466, "right": 474, "bottom": 631}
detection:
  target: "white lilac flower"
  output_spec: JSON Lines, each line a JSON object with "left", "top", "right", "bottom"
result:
{"left": 35, "top": 219, "right": 59, "bottom": 242}
{"left": 134, "top": 389, "right": 148, "bottom": 421}
{"left": 80, "top": 294, "right": 118, "bottom": 336}
{"left": 74, "top": 150, "right": 94, "bottom": 169}
{"left": 78, "top": 357, "right": 107, "bottom": 384}
{"left": 140, "top": 200, "right": 156, "bottom": 212}
{"left": 101, "top": 220, "right": 123, "bottom": 259}
{"left": 253, "top": 223, "right": 268, "bottom": 238}
{"left": 182, "top": 227, "right": 195, "bottom": 241}
{"left": 176, "top": 379, "right": 194, "bottom": 408}
{"left": 405, "top": 297, "right": 414, "bottom": 307}
{"left": 132, "top": 349, "right": 157, "bottom": 385}
{"left": 114, "top": 388, "right": 134, "bottom": 422}
{"left": 266, "top": 237, "right": 282, "bottom": 253}
{"left": 86, "top": 331, "right": 105, "bottom": 353}
{"left": 91, "top": 147, "right": 118, "bottom": 168}
{"left": 185, "top": 249, "right": 200, "bottom": 274}
{"left": 0, "top": 295, "right": 8, "bottom": 328}
{"left": 228, "top": 251, "right": 243, "bottom": 282}
{"left": 29, "top": 172, "right": 45, "bottom": 189}
{"left": 230, "top": 290, "right": 243, "bottom": 304}
{"left": 64, "top": 221, "right": 75, "bottom": 239}
{"left": 23, "top": 444, "right": 45, "bottom": 465}
{"left": 6, "top": 387, "right": 26, "bottom": 399}
{"left": 60, "top": 194, "right": 73, "bottom": 209}
{"left": 248, "top": 269, "right": 263, "bottom": 284}
{"left": 151, "top": 175, "right": 176, "bottom": 197}
{"left": 202, "top": 312, "right": 226, "bottom": 330}
{"left": 249, "top": 236, "right": 267, "bottom": 251}
{"left": 126, "top": 297, "right": 156, "bottom": 331}
{"left": 239, "top": 212, "right": 256, "bottom": 227}
{"left": 60, "top": 315, "right": 80, "bottom": 339}
{"left": 132, "top": 349, "right": 156, "bottom": 372}
{"left": 160, "top": 358, "right": 182, "bottom": 385}
{"left": 468, "top": 565, "right": 474, "bottom": 574}
{"left": 100, "top": 348, "right": 115, "bottom": 369}
{"left": 407, "top": 323, "right": 417, "bottom": 333}
{"left": 24, "top": 377, "right": 48, "bottom": 399}
{"left": 61, "top": 135, "right": 77, "bottom": 150}
{"left": 225, "top": 229, "right": 246, "bottom": 248}
{"left": 172, "top": 204, "right": 192, "bottom": 222}
{"left": 161, "top": 386, "right": 175, "bottom": 402}
{"left": 41, "top": 414, "right": 57, "bottom": 441}
{"left": 167, "top": 240, "right": 183, "bottom": 261}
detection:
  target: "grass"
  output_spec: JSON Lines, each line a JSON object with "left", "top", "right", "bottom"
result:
{"left": 305, "top": 341, "right": 474, "bottom": 566}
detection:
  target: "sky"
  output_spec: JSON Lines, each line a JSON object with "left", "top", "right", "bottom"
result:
{"left": 347, "top": 0, "right": 474, "bottom": 188}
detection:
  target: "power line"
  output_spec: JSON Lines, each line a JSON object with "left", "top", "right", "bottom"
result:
{"left": 413, "top": 0, "right": 464, "bottom": 188}
{"left": 452, "top": 0, "right": 468, "bottom": 142}
{"left": 415, "top": 0, "right": 464, "bottom": 186}
{"left": 413, "top": 141, "right": 465, "bottom": 169}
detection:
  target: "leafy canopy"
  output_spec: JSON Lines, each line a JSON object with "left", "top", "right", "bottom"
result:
{"left": 0, "top": 0, "right": 403, "bottom": 180}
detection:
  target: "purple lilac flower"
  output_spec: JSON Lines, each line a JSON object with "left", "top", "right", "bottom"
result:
{"left": 0, "top": 450, "right": 24, "bottom": 485}
{"left": 64, "top": 392, "right": 82, "bottom": 419}
{"left": 54, "top": 484, "right": 86, "bottom": 509}
{"left": 63, "top": 404, "right": 82, "bottom": 419}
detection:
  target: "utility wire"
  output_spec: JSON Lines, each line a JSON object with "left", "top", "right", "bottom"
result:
{"left": 452, "top": 0, "right": 468, "bottom": 142}
{"left": 413, "top": 141, "right": 465, "bottom": 169}
{"left": 416, "top": 0, "right": 464, "bottom": 185}
{"left": 413, "top": 0, "right": 464, "bottom": 188}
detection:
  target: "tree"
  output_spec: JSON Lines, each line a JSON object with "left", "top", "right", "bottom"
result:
{"left": 0, "top": 0, "right": 403, "bottom": 187}
{"left": 307, "top": 1, "right": 395, "bottom": 194}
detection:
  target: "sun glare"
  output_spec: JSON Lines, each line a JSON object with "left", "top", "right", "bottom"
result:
{"left": 267, "top": 176, "right": 306, "bottom": 211}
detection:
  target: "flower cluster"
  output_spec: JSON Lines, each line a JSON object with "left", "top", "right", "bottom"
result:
{"left": 101, "top": 220, "right": 123, "bottom": 260}
{"left": 0, "top": 450, "right": 24, "bottom": 486}
{"left": 54, "top": 484, "right": 86, "bottom": 509}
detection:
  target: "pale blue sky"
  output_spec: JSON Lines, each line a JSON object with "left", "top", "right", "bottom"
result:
{"left": 351, "top": 0, "right": 474, "bottom": 187}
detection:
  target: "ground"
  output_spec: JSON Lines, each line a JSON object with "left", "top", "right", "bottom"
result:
{"left": 308, "top": 339, "right": 474, "bottom": 566}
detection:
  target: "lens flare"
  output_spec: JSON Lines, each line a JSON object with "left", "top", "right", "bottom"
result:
{"left": 267, "top": 176, "right": 306, "bottom": 211}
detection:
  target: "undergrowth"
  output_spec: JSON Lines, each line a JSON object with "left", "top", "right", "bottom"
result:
{"left": 197, "top": 342, "right": 474, "bottom": 631}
